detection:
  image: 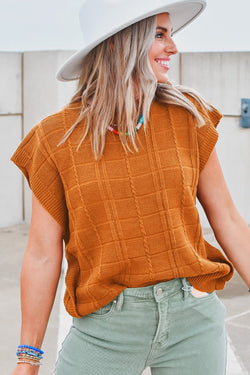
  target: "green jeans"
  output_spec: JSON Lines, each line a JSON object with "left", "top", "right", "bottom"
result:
{"left": 54, "top": 278, "right": 226, "bottom": 375}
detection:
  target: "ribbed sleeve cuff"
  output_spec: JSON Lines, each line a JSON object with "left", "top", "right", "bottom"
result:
{"left": 198, "top": 124, "right": 219, "bottom": 172}
{"left": 207, "top": 106, "right": 222, "bottom": 128}
{"left": 11, "top": 128, "right": 68, "bottom": 239}
{"left": 30, "top": 174, "right": 68, "bottom": 231}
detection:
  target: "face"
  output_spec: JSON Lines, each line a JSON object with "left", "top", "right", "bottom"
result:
{"left": 148, "top": 13, "right": 178, "bottom": 83}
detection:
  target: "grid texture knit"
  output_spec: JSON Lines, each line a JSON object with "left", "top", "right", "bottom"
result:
{"left": 11, "top": 99, "right": 234, "bottom": 317}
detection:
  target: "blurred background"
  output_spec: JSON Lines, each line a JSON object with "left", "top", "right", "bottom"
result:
{"left": 0, "top": 0, "right": 250, "bottom": 374}
{"left": 0, "top": 0, "right": 250, "bottom": 52}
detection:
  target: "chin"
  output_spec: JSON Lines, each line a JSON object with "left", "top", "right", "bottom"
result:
{"left": 155, "top": 72, "right": 169, "bottom": 83}
{"left": 157, "top": 77, "right": 169, "bottom": 84}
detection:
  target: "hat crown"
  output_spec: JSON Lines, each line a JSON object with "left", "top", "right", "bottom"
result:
{"left": 57, "top": 0, "right": 206, "bottom": 81}
{"left": 79, "top": 0, "right": 158, "bottom": 44}
{"left": 79, "top": 0, "right": 203, "bottom": 45}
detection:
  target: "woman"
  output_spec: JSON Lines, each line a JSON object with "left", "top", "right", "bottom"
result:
{"left": 10, "top": 0, "right": 250, "bottom": 374}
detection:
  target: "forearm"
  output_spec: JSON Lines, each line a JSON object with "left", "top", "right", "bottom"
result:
{"left": 212, "top": 212, "right": 250, "bottom": 288}
{"left": 20, "top": 249, "right": 62, "bottom": 348}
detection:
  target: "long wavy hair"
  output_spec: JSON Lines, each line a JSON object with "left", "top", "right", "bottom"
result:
{"left": 60, "top": 15, "right": 210, "bottom": 159}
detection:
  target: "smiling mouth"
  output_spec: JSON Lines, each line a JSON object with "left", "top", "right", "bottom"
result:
{"left": 155, "top": 59, "right": 170, "bottom": 69}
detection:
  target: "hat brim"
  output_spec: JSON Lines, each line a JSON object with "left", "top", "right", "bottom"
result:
{"left": 57, "top": 0, "right": 206, "bottom": 81}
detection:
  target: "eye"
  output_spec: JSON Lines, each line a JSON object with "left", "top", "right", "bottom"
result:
{"left": 155, "top": 32, "right": 164, "bottom": 39}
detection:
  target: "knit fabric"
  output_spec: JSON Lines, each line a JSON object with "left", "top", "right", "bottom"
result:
{"left": 11, "top": 99, "right": 234, "bottom": 317}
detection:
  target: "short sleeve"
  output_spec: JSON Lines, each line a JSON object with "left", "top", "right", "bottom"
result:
{"left": 11, "top": 123, "right": 68, "bottom": 235}
{"left": 196, "top": 105, "right": 222, "bottom": 173}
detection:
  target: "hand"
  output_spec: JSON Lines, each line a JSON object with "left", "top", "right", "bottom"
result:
{"left": 10, "top": 363, "right": 40, "bottom": 375}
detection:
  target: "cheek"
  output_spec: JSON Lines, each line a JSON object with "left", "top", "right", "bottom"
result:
{"left": 149, "top": 40, "right": 159, "bottom": 56}
{"left": 148, "top": 44, "right": 158, "bottom": 67}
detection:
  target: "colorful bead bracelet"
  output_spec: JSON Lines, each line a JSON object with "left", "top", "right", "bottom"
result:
{"left": 17, "top": 356, "right": 41, "bottom": 362}
{"left": 17, "top": 345, "right": 44, "bottom": 354}
{"left": 17, "top": 345, "right": 43, "bottom": 367}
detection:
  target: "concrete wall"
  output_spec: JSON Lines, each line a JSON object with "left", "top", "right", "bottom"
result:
{"left": 22, "top": 51, "right": 77, "bottom": 221}
{"left": 181, "top": 52, "right": 250, "bottom": 226}
{"left": 1, "top": 51, "right": 250, "bottom": 228}
{"left": 0, "top": 53, "right": 23, "bottom": 227}
{"left": 0, "top": 51, "right": 76, "bottom": 227}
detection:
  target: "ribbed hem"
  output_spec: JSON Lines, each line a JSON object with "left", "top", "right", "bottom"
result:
{"left": 187, "top": 267, "right": 234, "bottom": 293}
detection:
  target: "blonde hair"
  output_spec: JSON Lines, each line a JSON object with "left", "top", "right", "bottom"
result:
{"left": 61, "top": 15, "right": 210, "bottom": 159}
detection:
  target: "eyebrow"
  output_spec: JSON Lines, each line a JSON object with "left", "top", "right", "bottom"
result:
{"left": 156, "top": 26, "right": 174, "bottom": 33}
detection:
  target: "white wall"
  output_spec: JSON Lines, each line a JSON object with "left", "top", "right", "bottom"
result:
{"left": 180, "top": 52, "right": 250, "bottom": 226}
{"left": 1, "top": 51, "right": 250, "bottom": 228}
{"left": 0, "top": 53, "right": 23, "bottom": 227}
{"left": 22, "top": 50, "right": 77, "bottom": 222}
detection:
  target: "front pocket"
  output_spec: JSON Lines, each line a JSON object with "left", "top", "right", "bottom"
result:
{"left": 88, "top": 299, "right": 117, "bottom": 319}
{"left": 191, "top": 287, "right": 209, "bottom": 298}
{"left": 189, "top": 286, "right": 215, "bottom": 300}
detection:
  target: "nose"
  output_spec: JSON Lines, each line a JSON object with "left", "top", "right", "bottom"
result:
{"left": 165, "top": 37, "right": 178, "bottom": 56}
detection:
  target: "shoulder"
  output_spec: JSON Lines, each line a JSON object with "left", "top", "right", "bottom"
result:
{"left": 150, "top": 99, "right": 190, "bottom": 119}
{"left": 36, "top": 102, "right": 82, "bottom": 152}
{"left": 183, "top": 93, "right": 222, "bottom": 128}
{"left": 150, "top": 98, "right": 197, "bottom": 132}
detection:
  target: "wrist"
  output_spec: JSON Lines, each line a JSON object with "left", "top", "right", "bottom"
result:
{"left": 16, "top": 362, "right": 39, "bottom": 374}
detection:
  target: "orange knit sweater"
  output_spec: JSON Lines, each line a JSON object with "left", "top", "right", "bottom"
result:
{"left": 11, "top": 99, "right": 234, "bottom": 317}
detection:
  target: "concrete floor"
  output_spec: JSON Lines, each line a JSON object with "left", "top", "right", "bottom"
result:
{"left": 1, "top": 224, "right": 249, "bottom": 374}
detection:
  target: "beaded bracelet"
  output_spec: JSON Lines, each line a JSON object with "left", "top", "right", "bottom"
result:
{"left": 18, "top": 345, "right": 43, "bottom": 354}
{"left": 17, "top": 357, "right": 42, "bottom": 367}
{"left": 18, "top": 353, "right": 41, "bottom": 361}
{"left": 17, "top": 359, "right": 41, "bottom": 367}
{"left": 16, "top": 350, "right": 43, "bottom": 359}
{"left": 17, "top": 345, "right": 43, "bottom": 367}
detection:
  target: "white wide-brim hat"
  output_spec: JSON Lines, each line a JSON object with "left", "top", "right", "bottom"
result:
{"left": 57, "top": 0, "right": 206, "bottom": 81}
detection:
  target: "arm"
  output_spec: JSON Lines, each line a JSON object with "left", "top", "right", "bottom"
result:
{"left": 197, "top": 148, "right": 250, "bottom": 289}
{"left": 11, "top": 193, "right": 64, "bottom": 375}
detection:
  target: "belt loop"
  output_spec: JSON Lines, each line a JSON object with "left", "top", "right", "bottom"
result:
{"left": 115, "top": 291, "right": 124, "bottom": 311}
{"left": 181, "top": 278, "right": 192, "bottom": 299}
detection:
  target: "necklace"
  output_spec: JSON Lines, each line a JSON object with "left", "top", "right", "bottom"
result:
{"left": 108, "top": 114, "right": 143, "bottom": 136}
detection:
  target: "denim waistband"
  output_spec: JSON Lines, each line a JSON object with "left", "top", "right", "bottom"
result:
{"left": 114, "top": 278, "right": 191, "bottom": 312}
{"left": 123, "top": 278, "right": 189, "bottom": 297}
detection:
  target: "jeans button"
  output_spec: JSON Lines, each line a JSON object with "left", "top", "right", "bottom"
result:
{"left": 156, "top": 288, "right": 163, "bottom": 296}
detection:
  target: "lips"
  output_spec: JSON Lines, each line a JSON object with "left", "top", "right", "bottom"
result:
{"left": 155, "top": 58, "right": 170, "bottom": 69}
